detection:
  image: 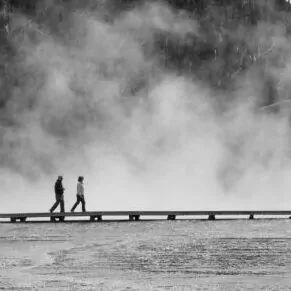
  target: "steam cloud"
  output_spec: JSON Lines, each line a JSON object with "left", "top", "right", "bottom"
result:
{"left": 1, "top": 0, "right": 291, "bottom": 212}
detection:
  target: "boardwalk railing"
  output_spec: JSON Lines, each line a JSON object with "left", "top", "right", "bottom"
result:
{"left": 0, "top": 211, "right": 291, "bottom": 223}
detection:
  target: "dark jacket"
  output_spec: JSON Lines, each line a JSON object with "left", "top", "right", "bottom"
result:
{"left": 55, "top": 179, "right": 64, "bottom": 196}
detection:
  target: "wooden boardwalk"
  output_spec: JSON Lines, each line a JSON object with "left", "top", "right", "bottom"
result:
{"left": 0, "top": 211, "right": 291, "bottom": 223}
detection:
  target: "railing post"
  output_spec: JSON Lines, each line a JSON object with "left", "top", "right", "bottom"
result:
{"left": 129, "top": 215, "right": 140, "bottom": 221}
{"left": 167, "top": 215, "right": 176, "bottom": 220}
{"left": 208, "top": 214, "right": 215, "bottom": 220}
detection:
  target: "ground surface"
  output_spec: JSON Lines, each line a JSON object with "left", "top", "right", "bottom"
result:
{"left": 0, "top": 219, "right": 291, "bottom": 290}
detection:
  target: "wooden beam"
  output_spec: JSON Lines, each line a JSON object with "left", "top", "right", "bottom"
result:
{"left": 0, "top": 210, "right": 291, "bottom": 218}
{"left": 0, "top": 211, "right": 290, "bottom": 223}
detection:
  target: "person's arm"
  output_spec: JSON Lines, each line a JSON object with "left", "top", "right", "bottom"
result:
{"left": 55, "top": 181, "right": 61, "bottom": 193}
{"left": 80, "top": 183, "right": 84, "bottom": 196}
{"left": 60, "top": 182, "right": 65, "bottom": 193}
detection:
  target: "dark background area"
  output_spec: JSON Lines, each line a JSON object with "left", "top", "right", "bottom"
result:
{"left": 0, "top": 0, "right": 291, "bottom": 97}
{"left": 1, "top": 0, "right": 291, "bottom": 108}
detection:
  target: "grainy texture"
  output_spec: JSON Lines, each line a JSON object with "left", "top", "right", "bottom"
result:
{"left": 0, "top": 220, "right": 291, "bottom": 290}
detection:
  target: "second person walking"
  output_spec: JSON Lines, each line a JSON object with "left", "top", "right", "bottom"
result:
{"left": 71, "top": 176, "right": 86, "bottom": 212}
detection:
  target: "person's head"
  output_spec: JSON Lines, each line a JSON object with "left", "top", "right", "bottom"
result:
{"left": 58, "top": 175, "right": 63, "bottom": 181}
{"left": 78, "top": 176, "right": 84, "bottom": 182}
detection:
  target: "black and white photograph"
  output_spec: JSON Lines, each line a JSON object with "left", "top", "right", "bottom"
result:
{"left": 1, "top": 0, "right": 291, "bottom": 290}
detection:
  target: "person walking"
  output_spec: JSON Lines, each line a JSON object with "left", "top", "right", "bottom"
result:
{"left": 71, "top": 176, "right": 86, "bottom": 212}
{"left": 50, "top": 176, "right": 65, "bottom": 213}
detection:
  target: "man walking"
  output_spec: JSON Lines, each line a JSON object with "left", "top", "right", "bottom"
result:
{"left": 71, "top": 176, "right": 86, "bottom": 212}
{"left": 50, "top": 176, "right": 65, "bottom": 213}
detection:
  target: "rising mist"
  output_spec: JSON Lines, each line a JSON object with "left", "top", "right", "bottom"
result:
{"left": 1, "top": 0, "right": 291, "bottom": 212}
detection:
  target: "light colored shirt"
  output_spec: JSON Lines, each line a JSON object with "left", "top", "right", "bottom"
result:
{"left": 77, "top": 181, "right": 84, "bottom": 196}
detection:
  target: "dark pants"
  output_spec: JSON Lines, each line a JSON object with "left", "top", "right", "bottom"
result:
{"left": 71, "top": 194, "right": 86, "bottom": 212}
{"left": 50, "top": 194, "right": 65, "bottom": 213}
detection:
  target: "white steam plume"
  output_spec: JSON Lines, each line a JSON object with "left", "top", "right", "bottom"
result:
{"left": 1, "top": 1, "right": 291, "bottom": 212}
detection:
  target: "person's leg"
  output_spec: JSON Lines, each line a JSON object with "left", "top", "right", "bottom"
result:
{"left": 60, "top": 198, "right": 65, "bottom": 213}
{"left": 50, "top": 199, "right": 60, "bottom": 213}
{"left": 81, "top": 197, "right": 86, "bottom": 212}
{"left": 71, "top": 195, "right": 80, "bottom": 212}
